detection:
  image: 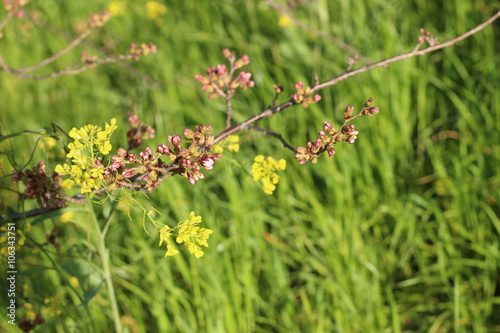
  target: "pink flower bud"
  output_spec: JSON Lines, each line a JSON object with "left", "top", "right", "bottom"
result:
{"left": 344, "top": 106, "right": 354, "bottom": 118}
{"left": 128, "top": 115, "right": 139, "bottom": 127}
{"left": 199, "top": 157, "right": 214, "bottom": 170}
{"left": 168, "top": 135, "right": 182, "bottom": 147}
{"left": 216, "top": 64, "right": 227, "bottom": 76}
{"left": 368, "top": 106, "right": 379, "bottom": 115}
{"left": 117, "top": 147, "right": 127, "bottom": 157}
{"left": 183, "top": 128, "right": 194, "bottom": 139}
{"left": 157, "top": 144, "right": 170, "bottom": 155}
{"left": 122, "top": 168, "right": 137, "bottom": 178}
{"left": 127, "top": 153, "right": 137, "bottom": 162}
{"left": 222, "top": 48, "right": 232, "bottom": 59}
{"left": 323, "top": 121, "right": 332, "bottom": 132}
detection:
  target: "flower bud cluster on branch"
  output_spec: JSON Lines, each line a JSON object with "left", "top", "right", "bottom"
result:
{"left": 195, "top": 48, "right": 254, "bottom": 100}
{"left": 7, "top": 7, "right": 500, "bottom": 257}
{"left": 295, "top": 97, "right": 380, "bottom": 164}
{"left": 0, "top": 3, "right": 157, "bottom": 78}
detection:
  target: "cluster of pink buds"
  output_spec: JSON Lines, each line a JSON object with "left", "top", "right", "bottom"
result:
{"left": 195, "top": 49, "right": 254, "bottom": 99}
{"left": 88, "top": 9, "right": 111, "bottom": 29}
{"left": 129, "top": 42, "right": 158, "bottom": 61}
{"left": 418, "top": 28, "right": 438, "bottom": 47}
{"left": 294, "top": 121, "right": 337, "bottom": 164}
{"left": 3, "top": 0, "right": 29, "bottom": 18}
{"left": 291, "top": 82, "right": 321, "bottom": 108}
{"left": 126, "top": 114, "right": 155, "bottom": 150}
{"left": 295, "top": 98, "right": 380, "bottom": 164}
{"left": 12, "top": 161, "right": 65, "bottom": 208}
{"left": 109, "top": 125, "right": 221, "bottom": 191}
{"left": 169, "top": 125, "right": 221, "bottom": 184}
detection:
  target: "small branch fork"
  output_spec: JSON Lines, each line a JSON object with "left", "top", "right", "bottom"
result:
{"left": 0, "top": 9, "right": 156, "bottom": 80}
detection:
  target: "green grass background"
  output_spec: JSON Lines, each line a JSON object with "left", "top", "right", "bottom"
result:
{"left": 1, "top": 0, "right": 499, "bottom": 332}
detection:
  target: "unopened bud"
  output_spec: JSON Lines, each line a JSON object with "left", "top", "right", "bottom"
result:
{"left": 364, "top": 96, "right": 374, "bottom": 108}
{"left": 344, "top": 106, "right": 354, "bottom": 119}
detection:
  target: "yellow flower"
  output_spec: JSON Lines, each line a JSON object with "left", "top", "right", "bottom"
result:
{"left": 56, "top": 119, "right": 116, "bottom": 193}
{"left": 44, "top": 297, "right": 63, "bottom": 317}
{"left": 213, "top": 135, "right": 240, "bottom": 153}
{"left": 251, "top": 155, "right": 286, "bottom": 194}
{"left": 24, "top": 303, "right": 37, "bottom": 321}
{"left": 60, "top": 211, "right": 74, "bottom": 223}
{"left": 278, "top": 15, "right": 293, "bottom": 27}
{"left": 108, "top": 1, "right": 126, "bottom": 17}
{"left": 146, "top": 1, "right": 167, "bottom": 25}
{"left": 159, "top": 212, "right": 213, "bottom": 258}
{"left": 69, "top": 276, "right": 80, "bottom": 288}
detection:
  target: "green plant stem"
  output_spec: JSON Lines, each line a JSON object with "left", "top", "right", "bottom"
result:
{"left": 87, "top": 197, "right": 122, "bottom": 333}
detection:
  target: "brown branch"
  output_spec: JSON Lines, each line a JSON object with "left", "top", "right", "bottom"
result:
{"left": 0, "top": 11, "right": 14, "bottom": 35}
{"left": 248, "top": 126, "right": 296, "bottom": 152}
{"left": 16, "top": 29, "right": 92, "bottom": 73}
{"left": 311, "top": 11, "right": 500, "bottom": 93}
{"left": 214, "top": 10, "right": 500, "bottom": 144}
{"left": 0, "top": 54, "right": 139, "bottom": 80}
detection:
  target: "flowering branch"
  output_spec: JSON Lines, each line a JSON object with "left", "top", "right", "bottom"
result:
{"left": 3, "top": 10, "right": 499, "bottom": 241}
{"left": 212, "top": 10, "right": 500, "bottom": 144}
{"left": 0, "top": 5, "right": 157, "bottom": 79}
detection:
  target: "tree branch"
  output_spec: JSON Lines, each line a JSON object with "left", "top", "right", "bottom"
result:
{"left": 213, "top": 11, "right": 500, "bottom": 144}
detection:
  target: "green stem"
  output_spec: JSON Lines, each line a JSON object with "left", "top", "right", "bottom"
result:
{"left": 87, "top": 197, "right": 122, "bottom": 333}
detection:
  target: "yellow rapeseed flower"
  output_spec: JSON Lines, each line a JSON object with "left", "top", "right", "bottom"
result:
{"left": 108, "top": 1, "right": 126, "bottom": 17}
{"left": 69, "top": 276, "right": 80, "bottom": 288}
{"left": 251, "top": 155, "right": 286, "bottom": 194}
{"left": 158, "top": 212, "right": 213, "bottom": 258}
{"left": 60, "top": 211, "right": 74, "bottom": 223}
{"left": 24, "top": 303, "right": 37, "bottom": 321}
{"left": 56, "top": 119, "right": 116, "bottom": 193}
{"left": 278, "top": 15, "right": 293, "bottom": 27}
{"left": 44, "top": 297, "right": 63, "bottom": 317}
{"left": 213, "top": 135, "right": 240, "bottom": 153}
{"left": 146, "top": 1, "right": 167, "bottom": 25}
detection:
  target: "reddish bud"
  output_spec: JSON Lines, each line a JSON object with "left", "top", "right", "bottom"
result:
{"left": 168, "top": 135, "right": 182, "bottom": 147}
{"left": 344, "top": 106, "right": 354, "bottom": 119}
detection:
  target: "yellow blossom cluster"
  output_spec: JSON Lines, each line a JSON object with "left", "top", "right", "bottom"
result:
{"left": 0, "top": 223, "right": 31, "bottom": 257}
{"left": 107, "top": 1, "right": 126, "bottom": 17}
{"left": 146, "top": 1, "right": 167, "bottom": 25}
{"left": 213, "top": 135, "right": 240, "bottom": 153}
{"left": 55, "top": 119, "right": 117, "bottom": 193}
{"left": 251, "top": 155, "right": 287, "bottom": 195}
{"left": 159, "top": 212, "right": 213, "bottom": 258}
{"left": 44, "top": 297, "right": 63, "bottom": 317}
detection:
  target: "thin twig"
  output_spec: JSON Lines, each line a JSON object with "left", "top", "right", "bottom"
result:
{"left": 225, "top": 97, "right": 233, "bottom": 129}
{"left": 311, "top": 11, "right": 500, "bottom": 93}
{"left": 0, "top": 11, "right": 14, "bottom": 34}
{"left": 17, "top": 29, "right": 92, "bottom": 73}
{"left": 214, "top": 11, "right": 500, "bottom": 144}
{"left": 248, "top": 126, "right": 296, "bottom": 152}
{"left": 2, "top": 54, "right": 138, "bottom": 80}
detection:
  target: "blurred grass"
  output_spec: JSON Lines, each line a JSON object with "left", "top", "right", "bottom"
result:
{"left": 1, "top": 0, "right": 499, "bottom": 332}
